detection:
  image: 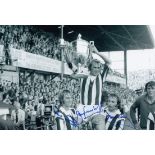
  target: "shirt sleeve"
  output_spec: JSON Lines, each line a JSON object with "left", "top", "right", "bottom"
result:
{"left": 130, "top": 99, "right": 140, "bottom": 125}
{"left": 101, "top": 64, "right": 109, "bottom": 82}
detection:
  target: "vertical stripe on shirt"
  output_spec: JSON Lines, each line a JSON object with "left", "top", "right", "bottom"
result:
{"left": 84, "top": 78, "right": 91, "bottom": 105}
{"left": 87, "top": 80, "right": 94, "bottom": 105}
{"left": 64, "top": 116, "right": 72, "bottom": 130}
{"left": 81, "top": 78, "right": 87, "bottom": 105}
{"left": 98, "top": 75, "right": 102, "bottom": 105}
{"left": 115, "top": 120, "right": 122, "bottom": 130}
{"left": 95, "top": 76, "right": 100, "bottom": 105}
{"left": 105, "top": 115, "right": 109, "bottom": 124}
{"left": 108, "top": 114, "right": 119, "bottom": 130}
{"left": 91, "top": 78, "right": 96, "bottom": 105}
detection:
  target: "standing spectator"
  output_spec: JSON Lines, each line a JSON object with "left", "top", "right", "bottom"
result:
{"left": 35, "top": 97, "right": 45, "bottom": 129}
{"left": 36, "top": 97, "right": 45, "bottom": 116}
{"left": 11, "top": 101, "right": 25, "bottom": 130}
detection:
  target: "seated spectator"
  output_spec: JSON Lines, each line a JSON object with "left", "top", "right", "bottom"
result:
{"left": 35, "top": 97, "right": 45, "bottom": 129}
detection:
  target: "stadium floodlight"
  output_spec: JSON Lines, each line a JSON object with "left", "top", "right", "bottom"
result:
{"left": 59, "top": 25, "right": 65, "bottom": 80}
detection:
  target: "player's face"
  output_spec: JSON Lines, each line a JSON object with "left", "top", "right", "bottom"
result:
{"left": 107, "top": 97, "right": 118, "bottom": 112}
{"left": 147, "top": 85, "right": 155, "bottom": 97}
{"left": 63, "top": 93, "right": 72, "bottom": 107}
{"left": 90, "top": 62, "right": 101, "bottom": 76}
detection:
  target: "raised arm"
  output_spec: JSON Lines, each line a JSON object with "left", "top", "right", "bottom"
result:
{"left": 90, "top": 45, "right": 112, "bottom": 66}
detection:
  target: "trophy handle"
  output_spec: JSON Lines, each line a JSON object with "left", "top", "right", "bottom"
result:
{"left": 86, "top": 41, "right": 94, "bottom": 66}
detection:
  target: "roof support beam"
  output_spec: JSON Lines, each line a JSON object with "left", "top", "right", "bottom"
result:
{"left": 122, "top": 25, "right": 139, "bottom": 49}
{"left": 97, "top": 26, "right": 125, "bottom": 51}
{"left": 108, "top": 31, "right": 133, "bottom": 41}
{"left": 124, "top": 49, "right": 128, "bottom": 86}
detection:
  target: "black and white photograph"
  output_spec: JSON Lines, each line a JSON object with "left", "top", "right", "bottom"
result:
{"left": 1, "top": 1, "right": 155, "bottom": 155}
{"left": 0, "top": 25, "right": 155, "bottom": 130}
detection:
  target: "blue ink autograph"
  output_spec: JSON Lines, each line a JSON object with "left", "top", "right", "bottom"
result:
{"left": 54, "top": 105, "right": 135, "bottom": 129}
{"left": 75, "top": 105, "right": 103, "bottom": 120}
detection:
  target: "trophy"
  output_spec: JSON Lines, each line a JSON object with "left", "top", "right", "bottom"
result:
{"left": 65, "top": 34, "right": 93, "bottom": 75}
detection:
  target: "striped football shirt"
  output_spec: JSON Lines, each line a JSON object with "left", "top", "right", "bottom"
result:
{"left": 81, "top": 64, "right": 109, "bottom": 105}
{"left": 103, "top": 109, "right": 125, "bottom": 130}
{"left": 55, "top": 107, "right": 77, "bottom": 130}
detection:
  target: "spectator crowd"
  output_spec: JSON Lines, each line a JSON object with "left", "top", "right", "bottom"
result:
{"left": 128, "top": 69, "right": 155, "bottom": 90}
{"left": 0, "top": 25, "right": 61, "bottom": 60}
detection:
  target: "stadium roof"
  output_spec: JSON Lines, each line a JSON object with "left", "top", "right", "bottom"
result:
{"left": 38, "top": 25, "right": 154, "bottom": 52}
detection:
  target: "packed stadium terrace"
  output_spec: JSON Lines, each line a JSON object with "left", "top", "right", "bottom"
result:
{"left": 128, "top": 69, "right": 155, "bottom": 90}
{"left": 0, "top": 25, "right": 140, "bottom": 130}
{"left": 0, "top": 25, "right": 60, "bottom": 60}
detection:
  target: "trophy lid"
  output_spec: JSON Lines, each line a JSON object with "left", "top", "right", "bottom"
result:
{"left": 77, "top": 33, "right": 82, "bottom": 40}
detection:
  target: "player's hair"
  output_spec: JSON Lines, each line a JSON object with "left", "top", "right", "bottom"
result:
{"left": 59, "top": 89, "right": 71, "bottom": 105}
{"left": 88, "top": 59, "right": 102, "bottom": 71}
{"left": 108, "top": 93, "right": 122, "bottom": 111}
{"left": 144, "top": 81, "right": 155, "bottom": 92}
